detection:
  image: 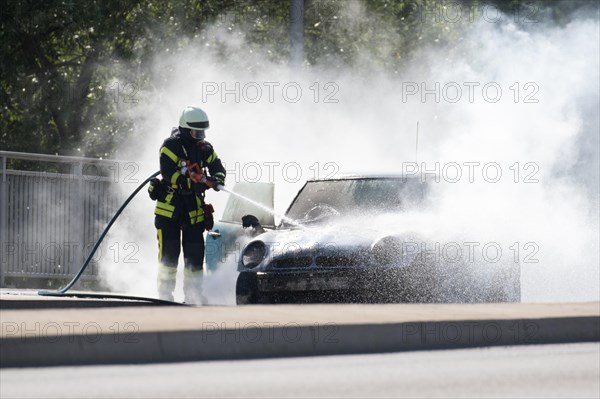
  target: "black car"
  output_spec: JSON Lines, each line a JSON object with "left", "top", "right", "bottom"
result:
{"left": 206, "top": 176, "right": 521, "bottom": 305}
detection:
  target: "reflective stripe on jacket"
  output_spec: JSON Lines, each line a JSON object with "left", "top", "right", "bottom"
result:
{"left": 154, "top": 128, "right": 226, "bottom": 224}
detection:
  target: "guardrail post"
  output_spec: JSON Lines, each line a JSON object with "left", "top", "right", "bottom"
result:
{"left": 0, "top": 155, "right": 6, "bottom": 287}
{"left": 69, "top": 161, "right": 84, "bottom": 283}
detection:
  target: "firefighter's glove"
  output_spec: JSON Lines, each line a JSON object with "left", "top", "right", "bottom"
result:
{"left": 206, "top": 176, "right": 221, "bottom": 191}
{"left": 148, "top": 178, "right": 163, "bottom": 201}
{"left": 242, "top": 215, "right": 260, "bottom": 229}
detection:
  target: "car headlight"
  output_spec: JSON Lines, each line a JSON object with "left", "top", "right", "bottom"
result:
{"left": 242, "top": 241, "right": 267, "bottom": 268}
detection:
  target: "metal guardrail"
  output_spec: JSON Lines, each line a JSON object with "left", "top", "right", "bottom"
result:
{"left": 0, "top": 151, "right": 137, "bottom": 287}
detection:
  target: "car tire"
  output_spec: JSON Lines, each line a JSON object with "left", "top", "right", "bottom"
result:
{"left": 235, "top": 272, "right": 259, "bottom": 305}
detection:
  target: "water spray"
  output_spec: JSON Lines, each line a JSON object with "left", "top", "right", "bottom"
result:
{"left": 185, "top": 162, "right": 299, "bottom": 227}
{"left": 216, "top": 184, "right": 303, "bottom": 228}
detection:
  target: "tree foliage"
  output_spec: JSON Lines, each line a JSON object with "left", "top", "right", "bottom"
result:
{"left": 0, "top": 0, "right": 592, "bottom": 157}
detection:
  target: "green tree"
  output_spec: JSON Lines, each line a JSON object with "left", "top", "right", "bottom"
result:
{"left": 0, "top": 0, "right": 227, "bottom": 157}
{"left": 1, "top": 0, "right": 593, "bottom": 157}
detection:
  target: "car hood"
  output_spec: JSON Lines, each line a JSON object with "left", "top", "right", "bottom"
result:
{"left": 241, "top": 213, "right": 435, "bottom": 270}
{"left": 266, "top": 212, "right": 432, "bottom": 243}
{"left": 257, "top": 223, "right": 382, "bottom": 250}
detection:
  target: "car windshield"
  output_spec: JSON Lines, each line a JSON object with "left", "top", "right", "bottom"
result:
{"left": 284, "top": 178, "right": 428, "bottom": 225}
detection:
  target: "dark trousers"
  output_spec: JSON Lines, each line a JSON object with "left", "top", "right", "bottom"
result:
{"left": 155, "top": 216, "right": 205, "bottom": 272}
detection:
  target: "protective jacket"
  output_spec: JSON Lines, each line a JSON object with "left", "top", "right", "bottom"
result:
{"left": 154, "top": 128, "right": 226, "bottom": 225}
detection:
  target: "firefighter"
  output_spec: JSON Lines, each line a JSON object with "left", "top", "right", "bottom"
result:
{"left": 153, "top": 106, "right": 226, "bottom": 303}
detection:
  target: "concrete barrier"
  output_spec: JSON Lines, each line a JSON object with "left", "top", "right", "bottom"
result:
{"left": 1, "top": 300, "right": 598, "bottom": 367}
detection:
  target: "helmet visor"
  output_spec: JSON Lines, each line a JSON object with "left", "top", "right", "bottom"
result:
{"left": 190, "top": 129, "right": 206, "bottom": 140}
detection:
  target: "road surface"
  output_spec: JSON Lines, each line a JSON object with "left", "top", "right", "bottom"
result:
{"left": 2, "top": 343, "right": 598, "bottom": 398}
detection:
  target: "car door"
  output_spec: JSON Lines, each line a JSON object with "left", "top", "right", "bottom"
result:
{"left": 205, "top": 182, "right": 275, "bottom": 273}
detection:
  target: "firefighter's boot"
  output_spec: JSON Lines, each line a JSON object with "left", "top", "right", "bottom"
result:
{"left": 183, "top": 269, "right": 204, "bottom": 305}
{"left": 157, "top": 264, "right": 177, "bottom": 302}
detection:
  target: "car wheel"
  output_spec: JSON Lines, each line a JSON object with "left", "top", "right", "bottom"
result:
{"left": 235, "top": 272, "right": 259, "bottom": 305}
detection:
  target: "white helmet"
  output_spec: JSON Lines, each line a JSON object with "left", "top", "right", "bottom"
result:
{"left": 179, "top": 106, "right": 209, "bottom": 140}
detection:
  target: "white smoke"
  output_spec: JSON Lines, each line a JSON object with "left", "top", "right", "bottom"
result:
{"left": 99, "top": 3, "right": 599, "bottom": 304}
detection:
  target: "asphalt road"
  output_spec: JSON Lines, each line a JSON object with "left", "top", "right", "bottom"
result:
{"left": 1, "top": 343, "right": 598, "bottom": 398}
